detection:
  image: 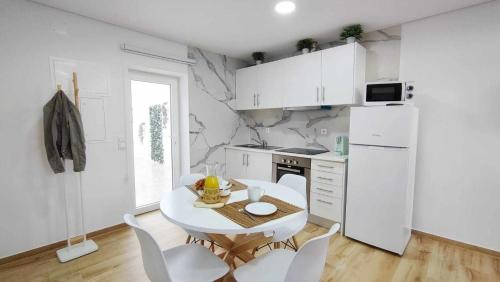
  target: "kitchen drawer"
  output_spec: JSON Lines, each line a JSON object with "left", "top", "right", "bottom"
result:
{"left": 311, "top": 170, "right": 344, "bottom": 186}
{"left": 311, "top": 181, "right": 343, "bottom": 198}
{"left": 311, "top": 160, "right": 345, "bottom": 174}
{"left": 310, "top": 192, "right": 342, "bottom": 222}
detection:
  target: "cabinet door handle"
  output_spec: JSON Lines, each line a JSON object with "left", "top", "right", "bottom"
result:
{"left": 253, "top": 94, "right": 256, "bottom": 106}
{"left": 317, "top": 188, "right": 333, "bottom": 193}
{"left": 322, "top": 86, "right": 325, "bottom": 102}
{"left": 317, "top": 176, "right": 334, "bottom": 182}
{"left": 246, "top": 154, "right": 249, "bottom": 166}
{"left": 242, "top": 154, "right": 245, "bottom": 166}
{"left": 318, "top": 165, "right": 334, "bottom": 169}
{"left": 317, "top": 199, "right": 333, "bottom": 205}
{"left": 316, "top": 87, "right": 319, "bottom": 103}
{"left": 257, "top": 94, "right": 260, "bottom": 107}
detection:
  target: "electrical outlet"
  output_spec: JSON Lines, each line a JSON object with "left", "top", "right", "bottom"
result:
{"left": 266, "top": 127, "right": 271, "bottom": 134}
{"left": 320, "top": 128, "right": 328, "bottom": 135}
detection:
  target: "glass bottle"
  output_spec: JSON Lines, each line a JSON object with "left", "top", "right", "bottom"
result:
{"left": 203, "top": 162, "right": 220, "bottom": 203}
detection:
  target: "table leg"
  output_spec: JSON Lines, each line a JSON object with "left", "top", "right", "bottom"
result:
{"left": 207, "top": 233, "right": 272, "bottom": 266}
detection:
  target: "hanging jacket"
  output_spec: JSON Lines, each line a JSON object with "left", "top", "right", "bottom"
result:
{"left": 43, "top": 90, "right": 86, "bottom": 173}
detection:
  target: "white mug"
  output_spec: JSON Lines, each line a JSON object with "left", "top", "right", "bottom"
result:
{"left": 248, "top": 186, "right": 265, "bottom": 203}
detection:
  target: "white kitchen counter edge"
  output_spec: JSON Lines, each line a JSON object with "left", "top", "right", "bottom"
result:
{"left": 225, "top": 145, "right": 347, "bottom": 162}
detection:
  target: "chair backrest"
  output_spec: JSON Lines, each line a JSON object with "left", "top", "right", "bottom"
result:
{"left": 179, "top": 173, "right": 205, "bottom": 186}
{"left": 284, "top": 223, "right": 340, "bottom": 282}
{"left": 278, "top": 174, "right": 307, "bottom": 202}
{"left": 124, "top": 214, "right": 172, "bottom": 282}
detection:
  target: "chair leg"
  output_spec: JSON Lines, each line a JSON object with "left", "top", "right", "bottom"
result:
{"left": 210, "top": 242, "right": 215, "bottom": 252}
{"left": 185, "top": 235, "right": 191, "bottom": 244}
{"left": 274, "top": 242, "right": 280, "bottom": 249}
{"left": 201, "top": 240, "right": 205, "bottom": 246}
{"left": 292, "top": 236, "right": 299, "bottom": 251}
{"left": 252, "top": 247, "right": 257, "bottom": 255}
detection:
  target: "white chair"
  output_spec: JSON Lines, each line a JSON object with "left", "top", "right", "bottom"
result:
{"left": 124, "top": 214, "right": 229, "bottom": 282}
{"left": 275, "top": 174, "right": 308, "bottom": 251}
{"left": 234, "top": 223, "right": 340, "bottom": 282}
{"left": 178, "top": 174, "right": 214, "bottom": 249}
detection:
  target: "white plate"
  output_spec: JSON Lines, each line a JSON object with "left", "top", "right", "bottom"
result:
{"left": 245, "top": 202, "right": 277, "bottom": 216}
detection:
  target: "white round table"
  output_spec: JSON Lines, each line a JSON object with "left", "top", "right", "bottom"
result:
{"left": 160, "top": 179, "right": 307, "bottom": 235}
{"left": 160, "top": 179, "right": 307, "bottom": 267}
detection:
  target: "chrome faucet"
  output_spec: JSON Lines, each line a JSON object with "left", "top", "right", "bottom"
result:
{"left": 261, "top": 140, "right": 268, "bottom": 148}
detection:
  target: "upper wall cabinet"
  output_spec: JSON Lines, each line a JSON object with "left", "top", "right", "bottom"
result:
{"left": 235, "top": 67, "right": 258, "bottom": 110}
{"left": 235, "top": 43, "right": 366, "bottom": 110}
{"left": 321, "top": 43, "right": 366, "bottom": 105}
{"left": 283, "top": 52, "right": 322, "bottom": 107}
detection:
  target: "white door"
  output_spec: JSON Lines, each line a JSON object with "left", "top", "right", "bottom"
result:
{"left": 245, "top": 152, "right": 272, "bottom": 181}
{"left": 127, "top": 71, "right": 180, "bottom": 213}
{"left": 225, "top": 149, "right": 247, "bottom": 179}
{"left": 321, "top": 44, "right": 355, "bottom": 105}
{"left": 236, "top": 67, "right": 258, "bottom": 110}
{"left": 283, "top": 52, "right": 322, "bottom": 107}
{"left": 257, "top": 61, "right": 285, "bottom": 109}
{"left": 349, "top": 106, "right": 417, "bottom": 147}
{"left": 345, "top": 144, "right": 410, "bottom": 254}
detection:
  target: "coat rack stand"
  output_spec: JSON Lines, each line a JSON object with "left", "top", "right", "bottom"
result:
{"left": 56, "top": 72, "right": 98, "bottom": 263}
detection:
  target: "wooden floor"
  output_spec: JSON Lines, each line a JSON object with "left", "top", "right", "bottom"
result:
{"left": 0, "top": 211, "right": 498, "bottom": 282}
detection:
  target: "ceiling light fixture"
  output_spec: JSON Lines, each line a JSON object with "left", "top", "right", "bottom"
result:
{"left": 275, "top": 1, "right": 296, "bottom": 15}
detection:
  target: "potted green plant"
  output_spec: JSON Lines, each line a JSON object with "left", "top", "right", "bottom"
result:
{"left": 340, "top": 24, "right": 363, "bottom": 44}
{"left": 296, "top": 38, "right": 316, "bottom": 54}
{"left": 252, "top": 52, "right": 265, "bottom": 65}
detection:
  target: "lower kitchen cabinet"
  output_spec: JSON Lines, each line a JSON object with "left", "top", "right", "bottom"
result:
{"left": 309, "top": 159, "right": 347, "bottom": 233}
{"left": 225, "top": 148, "right": 272, "bottom": 182}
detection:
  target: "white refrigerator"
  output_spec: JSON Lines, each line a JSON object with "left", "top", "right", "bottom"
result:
{"left": 345, "top": 106, "right": 419, "bottom": 255}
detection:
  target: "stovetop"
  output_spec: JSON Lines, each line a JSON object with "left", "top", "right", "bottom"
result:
{"left": 275, "top": 148, "right": 329, "bottom": 155}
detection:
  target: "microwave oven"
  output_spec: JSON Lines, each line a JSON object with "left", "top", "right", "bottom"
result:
{"left": 364, "top": 81, "right": 415, "bottom": 106}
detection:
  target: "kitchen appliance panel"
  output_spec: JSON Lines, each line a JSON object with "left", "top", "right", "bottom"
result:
{"left": 349, "top": 106, "right": 416, "bottom": 148}
{"left": 345, "top": 144, "right": 411, "bottom": 254}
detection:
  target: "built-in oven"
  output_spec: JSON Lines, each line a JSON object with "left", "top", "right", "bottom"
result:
{"left": 272, "top": 154, "right": 311, "bottom": 210}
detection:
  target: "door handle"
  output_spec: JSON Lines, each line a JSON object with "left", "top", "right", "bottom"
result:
{"left": 316, "top": 87, "right": 319, "bottom": 103}
{"left": 318, "top": 165, "right": 334, "bottom": 169}
{"left": 317, "top": 199, "right": 333, "bottom": 205}
{"left": 322, "top": 86, "right": 325, "bottom": 102}
{"left": 317, "top": 176, "right": 334, "bottom": 182}
{"left": 317, "top": 188, "right": 333, "bottom": 193}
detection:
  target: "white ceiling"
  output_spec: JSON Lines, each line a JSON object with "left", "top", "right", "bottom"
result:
{"left": 33, "top": 0, "right": 490, "bottom": 60}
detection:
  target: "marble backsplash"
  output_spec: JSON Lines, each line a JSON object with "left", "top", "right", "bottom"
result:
{"left": 188, "top": 26, "right": 401, "bottom": 175}
{"left": 188, "top": 47, "right": 249, "bottom": 175}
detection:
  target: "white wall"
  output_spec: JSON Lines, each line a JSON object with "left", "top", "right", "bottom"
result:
{"left": 400, "top": 1, "right": 500, "bottom": 251}
{"left": 0, "top": 0, "right": 190, "bottom": 258}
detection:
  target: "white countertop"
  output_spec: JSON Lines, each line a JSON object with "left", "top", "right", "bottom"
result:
{"left": 225, "top": 145, "right": 348, "bottom": 163}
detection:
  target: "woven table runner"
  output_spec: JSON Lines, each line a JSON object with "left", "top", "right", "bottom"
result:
{"left": 213, "top": 195, "right": 304, "bottom": 228}
{"left": 228, "top": 179, "right": 247, "bottom": 191}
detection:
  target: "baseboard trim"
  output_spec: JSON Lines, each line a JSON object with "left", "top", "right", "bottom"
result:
{"left": 411, "top": 229, "right": 499, "bottom": 257}
{"left": 0, "top": 223, "right": 128, "bottom": 266}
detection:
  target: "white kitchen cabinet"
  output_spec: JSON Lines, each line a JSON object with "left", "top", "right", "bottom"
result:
{"left": 225, "top": 148, "right": 247, "bottom": 180}
{"left": 283, "top": 52, "right": 322, "bottom": 107}
{"left": 257, "top": 60, "right": 285, "bottom": 109}
{"left": 309, "top": 159, "right": 347, "bottom": 233}
{"left": 321, "top": 42, "right": 366, "bottom": 105}
{"left": 235, "top": 66, "right": 258, "bottom": 110}
{"left": 225, "top": 148, "right": 272, "bottom": 182}
{"left": 235, "top": 43, "right": 366, "bottom": 109}
{"left": 245, "top": 151, "right": 272, "bottom": 181}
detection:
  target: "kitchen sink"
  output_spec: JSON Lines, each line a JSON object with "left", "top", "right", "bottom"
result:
{"left": 234, "top": 144, "right": 282, "bottom": 150}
